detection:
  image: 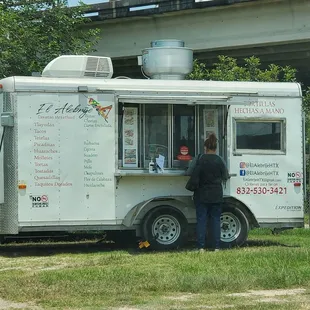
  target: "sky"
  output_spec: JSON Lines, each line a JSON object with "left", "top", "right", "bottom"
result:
{"left": 67, "top": 0, "right": 157, "bottom": 11}
{"left": 67, "top": 0, "right": 108, "bottom": 6}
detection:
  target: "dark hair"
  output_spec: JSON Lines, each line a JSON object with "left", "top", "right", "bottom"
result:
{"left": 204, "top": 132, "right": 217, "bottom": 151}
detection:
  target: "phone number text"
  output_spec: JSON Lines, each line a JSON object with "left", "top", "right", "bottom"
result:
{"left": 236, "top": 187, "right": 287, "bottom": 195}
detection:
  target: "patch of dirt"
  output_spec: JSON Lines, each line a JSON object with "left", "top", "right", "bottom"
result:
{"left": 228, "top": 288, "right": 306, "bottom": 297}
{"left": 226, "top": 288, "right": 309, "bottom": 308}
{"left": 115, "top": 308, "right": 140, "bottom": 310}
{"left": 166, "top": 293, "right": 199, "bottom": 301}
{"left": 37, "top": 264, "right": 69, "bottom": 271}
{"left": 165, "top": 288, "right": 308, "bottom": 309}
{"left": 0, "top": 263, "right": 69, "bottom": 272}
{"left": 195, "top": 305, "right": 234, "bottom": 309}
{"left": 257, "top": 297, "right": 285, "bottom": 303}
{"left": 0, "top": 298, "right": 41, "bottom": 309}
{"left": 0, "top": 267, "right": 24, "bottom": 272}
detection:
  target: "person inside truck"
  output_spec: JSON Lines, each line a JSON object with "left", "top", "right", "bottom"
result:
{"left": 189, "top": 133, "right": 229, "bottom": 253}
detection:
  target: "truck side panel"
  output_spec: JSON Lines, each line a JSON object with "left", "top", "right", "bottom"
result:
{"left": 115, "top": 175, "right": 194, "bottom": 221}
{"left": 227, "top": 97, "right": 304, "bottom": 226}
{"left": 16, "top": 93, "right": 117, "bottom": 227}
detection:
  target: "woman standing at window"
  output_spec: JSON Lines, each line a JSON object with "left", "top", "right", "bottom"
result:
{"left": 193, "top": 133, "right": 229, "bottom": 252}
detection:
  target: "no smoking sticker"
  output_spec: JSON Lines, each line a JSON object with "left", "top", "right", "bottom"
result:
{"left": 31, "top": 195, "right": 49, "bottom": 208}
{"left": 287, "top": 172, "right": 303, "bottom": 183}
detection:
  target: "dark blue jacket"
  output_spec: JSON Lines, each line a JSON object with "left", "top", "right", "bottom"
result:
{"left": 193, "top": 154, "right": 229, "bottom": 204}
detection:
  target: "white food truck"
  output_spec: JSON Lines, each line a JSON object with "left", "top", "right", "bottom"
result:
{"left": 0, "top": 40, "right": 305, "bottom": 249}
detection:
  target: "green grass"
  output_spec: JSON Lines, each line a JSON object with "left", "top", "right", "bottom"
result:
{"left": 0, "top": 229, "right": 310, "bottom": 309}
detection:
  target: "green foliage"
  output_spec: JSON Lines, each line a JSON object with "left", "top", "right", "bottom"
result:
{"left": 303, "top": 87, "right": 310, "bottom": 115}
{"left": 188, "top": 55, "right": 297, "bottom": 83}
{"left": 188, "top": 56, "right": 310, "bottom": 109}
{"left": 0, "top": 0, "right": 100, "bottom": 77}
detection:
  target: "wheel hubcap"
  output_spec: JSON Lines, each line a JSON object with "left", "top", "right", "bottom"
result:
{"left": 220, "top": 212, "right": 241, "bottom": 243}
{"left": 152, "top": 215, "right": 181, "bottom": 245}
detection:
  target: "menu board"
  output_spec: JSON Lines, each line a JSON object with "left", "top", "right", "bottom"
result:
{"left": 203, "top": 109, "right": 218, "bottom": 139}
{"left": 122, "top": 107, "right": 138, "bottom": 168}
{"left": 203, "top": 108, "right": 219, "bottom": 155}
{"left": 17, "top": 93, "right": 116, "bottom": 222}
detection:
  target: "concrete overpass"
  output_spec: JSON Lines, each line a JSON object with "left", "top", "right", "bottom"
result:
{"left": 85, "top": 0, "right": 310, "bottom": 83}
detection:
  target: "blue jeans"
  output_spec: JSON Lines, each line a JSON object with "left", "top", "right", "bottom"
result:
{"left": 196, "top": 202, "right": 222, "bottom": 249}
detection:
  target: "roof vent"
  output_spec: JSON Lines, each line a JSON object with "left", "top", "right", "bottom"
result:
{"left": 42, "top": 55, "right": 113, "bottom": 79}
{"left": 140, "top": 40, "right": 193, "bottom": 80}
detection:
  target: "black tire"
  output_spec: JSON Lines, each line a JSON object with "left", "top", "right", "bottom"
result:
{"left": 141, "top": 206, "right": 188, "bottom": 250}
{"left": 219, "top": 205, "right": 249, "bottom": 248}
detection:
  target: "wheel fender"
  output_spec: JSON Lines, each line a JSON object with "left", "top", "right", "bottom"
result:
{"left": 122, "top": 198, "right": 154, "bottom": 228}
{"left": 122, "top": 196, "right": 195, "bottom": 228}
{"left": 223, "top": 196, "right": 259, "bottom": 228}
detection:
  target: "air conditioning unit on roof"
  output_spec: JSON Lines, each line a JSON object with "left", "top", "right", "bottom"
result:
{"left": 42, "top": 55, "right": 114, "bottom": 79}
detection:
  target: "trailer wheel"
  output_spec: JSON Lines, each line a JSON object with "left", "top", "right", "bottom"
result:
{"left": 220, "top": 205, "right": 249, "bottom": 248}
{"left": 141, "top": 206, "right": 188, "bottom": 250}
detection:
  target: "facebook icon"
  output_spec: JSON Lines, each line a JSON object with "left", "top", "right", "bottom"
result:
{"left": 240, "top": 170, "right": 246, "bottom": 176}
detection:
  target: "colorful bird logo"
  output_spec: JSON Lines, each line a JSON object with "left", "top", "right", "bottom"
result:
{"left": 88, "top": 98, "right": 112, "bottom": 123}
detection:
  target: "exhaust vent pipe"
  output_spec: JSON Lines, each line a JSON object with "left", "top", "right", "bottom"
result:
{"left": 139, "top": 40, "right": 193, "bottom": 80}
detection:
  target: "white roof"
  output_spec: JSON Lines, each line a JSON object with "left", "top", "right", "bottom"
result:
{"left": 0, "top": 76, "right": 302, "bottom": 98}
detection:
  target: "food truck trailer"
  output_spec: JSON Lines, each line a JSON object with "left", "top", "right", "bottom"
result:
{"left": 0, "top": 40, "right": 305, "bottom": 249}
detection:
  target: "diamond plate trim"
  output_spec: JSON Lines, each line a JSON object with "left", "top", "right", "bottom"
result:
{"left": 1, "top": 92, "right": 18, "bottom": 234}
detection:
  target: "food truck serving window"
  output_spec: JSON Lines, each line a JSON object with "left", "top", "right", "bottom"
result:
{"left": 119, "top": 102, "right": 224, "bottom": 169}
{"left": 173, "top": 105, "right": 195, "bottom": 168}
{"left": 145, "top": 105, "right": 169, "bottom": 167}
{"left": 143, "top": 104, "right": 196, "bottom": 169}
{"left": 234, "top": 119, "right": 286, "bottom": 154}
